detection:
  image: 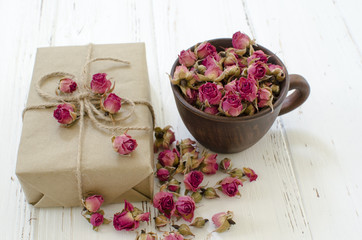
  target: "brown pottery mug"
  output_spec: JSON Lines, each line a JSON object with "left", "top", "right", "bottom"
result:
{"left": 170, "top": 38, "right": 310, "bottom": 153}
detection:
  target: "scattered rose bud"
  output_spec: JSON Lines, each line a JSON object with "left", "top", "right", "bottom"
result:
{"left": 217, "top": 177, "right": 243, "bottom": 197}
{"left": 90, "top": 73, "right": 112, "bottom": 94}
{"left": 247, "top": 50, "right": 268, "bottom": 64}
{"left": 154, "top": 214, "right": 169, "bottom": 229}
{"left": 59, "top": 78, "right": 77, "bottom": 93}
{"left": 134, "top": 212, "right": 151, "bottom": 222}
{"left": 167, "top": 179, "right": 181, "bottom": 193}
{"left": 200, "top": 152, "right": 218, "bottom": 175}
{"left": 212, "top": 211, "right": 235, "bottom": 233}
{"left": 219, "top": 93, "right": 243, "bottom": 117}
{"left": 90, "top": 212, "right": 104, "bottom": 227}
{"left": 184, "top": 170, "right": 204, "bottom": 192}
{"left": 232, "top": 31, "right": 251, "bottom": 50}
{"left": 179, "top": 50, "right": 197, "bottom": 67}
{"left": 237, "top": 77, "right": 258, "bottom": 102}
{"left": 243, "top": 167, "right": 258, "bottom": 182}
{"left": 158, "top": 149, "right": 180, "bottom": 167}
{"left": 198, "top": 82, "right": 222, "bottom": 106}
{"left": 84, "top": 195, "right": 104, "bottom": 213}
{"left": 191, "top": 191, "right": 203, "bottom": 203}
{"left": 154, "top": 126, "right": 176, "bottom": 152}
{"left": 157, "top": 168, "right": 170, "bottom": 182}
{"left": 172, "top": 224, "right": 195, "bottom": 237}
{"left": 102, "top": 93, "right": 121, "bottom": 114}
{"left": 177, "top": 138, "right": 197, "bottom": 155}
{"left": 228, "top": 168, "right": 244, "bottom": 179}
{"left": 113, "top": 210, "right": 139, "bottom": 231}
{"left": 136, "top": 230, "right": 158, "bottom": 240}
{"left": 220, "top": 158, "right": 232, "bottom": 171}
{"left": 203, "top": 187, "right": 219, "bottom": 199}
{"left": 248, "top": 62, "right": 267, "bottom": 80}
{"left": 190, "top": 217, "right": 209, "bottom": 228}
{"left": 153, "top": 191, "right": 175, "bottom": 218}
{"left": 257, "top": 87, "right": 273, "bottom": 108}
{"left": 163, "top": 231, "right": 184, "bottom": 240}
{"left": 53, "top": 103, "right": 77, "bottom": 125}
{"left": 172, "top": 196, "right": 196, "bottom": 222}
{"left": 196, "top": 42, "right": 217, "bottom": 59}
{"left": 112, "top": 133, "right": 138, "bottom": 155}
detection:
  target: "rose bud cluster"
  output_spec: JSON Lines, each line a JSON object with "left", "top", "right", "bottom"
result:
{"left": 113, "top": 200, "right": 150, "bottom": 231}
{"left": 171, "top": 31, "right": 285, "bottom": 117}
{"left": 82, "top": 195, "right": 111, "bottom": 231}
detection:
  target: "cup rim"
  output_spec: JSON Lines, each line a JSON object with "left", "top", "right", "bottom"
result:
{"left": 170, "top": 38, "right": 290, "bottom": 123}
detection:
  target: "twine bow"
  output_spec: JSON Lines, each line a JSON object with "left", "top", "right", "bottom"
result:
{"left": 22, "top": 44, "right": 155, "bottom": 206}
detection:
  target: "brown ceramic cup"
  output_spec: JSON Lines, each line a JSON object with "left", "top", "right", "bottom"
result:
{"left": 170, "top": 38, "right": 310, "bottom": 153}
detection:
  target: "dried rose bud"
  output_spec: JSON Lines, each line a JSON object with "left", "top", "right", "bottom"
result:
{"left": 59, "top": 78, "right": 77, "bottom": 93}
{"left": 219, "top": 93, "right": 243, "bottom": 117}
{"left": 224, "top": 51, "right": 238, "bottom": 67}
{"left": 191, "top": 191, "right": 203, "bottom": 203}
{"left": 190, "top": 217, "right": 209, "bottom": 228}
{"left": 102, "top": 93, "right": 121, "bottom": 114}
{"left": 203, "top": 187, "right": 219, "bottom": 199}
{"left": 167, "top": 179, "right": 181, "bottom": 193}
{"left": 212, "top": 211, "right": 235, "bottom": 233}
{"left": 172, "top": 224, "right": 195, "bottom": 237}
{"left": 228, "top": 168, "right": 244, "bottom": 179}
{"left": 271, "top": 84, "right": 280, "bottom": 95}
{"left": 171, "top": 65, "right": 193, "bottom": 85}
{"left": 200, "top": 152, "right": 218, "bottom": 175}
{"left": 237, "top": 76, "right": 258, "bottom": 102}
{"left": 217, "top": 177, "right": 243, "bottom": 197}
{"left": 158, "top": 149, "right": 179, "bottom": 167}
{"left": 204, "top": 64, "right": 223, "bottom": 81}
{"left": 172, "top": 196, "right": 196, "bottom": 222}
{"left": 247, "top": 50, "right": 268, "bottom": 65}
{"left": 204, "top": 106, "right": 219, "bottom": 115}
{"left": 153, "top": 191, "right": 175, "bottom": 219}
{"left": 84, "top": 195, "right": 104, "bottom": 213}
{"left": 185, "top": 88, "right": 198, "bottom": 105}
{"left": 219, "top": 158, "right": 232, "bottom": 172}
{"left": 195, "top": 42, "right": 217, "bottom": 59}
{"left": 112, "top": 133, "right": 138, "bottom": 155}
{"left": 163, "top": 231, "right": 184, "bottom": 240}
{"left": 268, "top": 64, "right": 285, "bottom": 81}
{"left": 243, "top": 167, "right": 258, "bottom": 182}
{"left": 177, "top": 138, "right": 197, "bottom": 155}
{"left": 53, "top": 103, "right": 77, "bottom": 125}
{"left": 157, "top": 168, "right": 170, "bottom": 182}
{"left": 134, "top": 212, "right": 151, "bottom": 222}
{"left": 90, "top": 212, "right": 104, "bottom": 227}
{"left": 113, "top": 211, "right": 139, "bottom": 231}
{"left": 199, "top": 82, "right": 223, "bottom": 106}
{"left": 154, "top": 126, "right": 176, "bottom": 152}
{"left": 154, "top": 214, "right": 169, "bottom": 229}
{"left": 232, "top": 31, "right": 251, "bottom": 50}
{"left": 178, "top": 49, "right": 197, "bottom": 67}
{"left": 136, "top": 230, "right": 157, "bottom": 240}
{"left": 248, "top": 62, "right": 267, "bottom": 80}
{"left": 257, "top": 87, "right": 273, "bottom": 108}
{"left": 90, "top": 73, "right": 112, "bottom": 94}
{"left": 184, "top": 170, "right": 204, "bottom": 192}
{"left": 244, "top": 103, "right": 256, "bottom": 116}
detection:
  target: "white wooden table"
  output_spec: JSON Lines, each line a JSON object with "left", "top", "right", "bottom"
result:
{"left": 1, "top": 0, "right": 361, "bottom": 239}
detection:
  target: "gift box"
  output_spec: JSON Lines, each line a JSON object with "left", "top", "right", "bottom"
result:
{"left": 16, "top": 43, "right": 154, "bottom": 207}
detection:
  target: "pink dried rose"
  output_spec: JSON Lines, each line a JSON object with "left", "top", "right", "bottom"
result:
{"left": 247, "top": 50, "right": 268, "bottom": 64}
{"left": 200, "top": 153, "right": 218, "bottom": 175}
{"left": 167, "top": 179, "right": 181, "bottom": 193}
{"left": 196, "top": 42, "right": 217, "bottom": 59}
{"left": 237, "top": 77, "right": 258, "bottom": 102}
{"left": 90, "top": 212, "right": 104, "bottom": 227}
{"left": 157, "top": 168, "right": 170, "bottom": 182}
{"left": 112, "top": 133, "right": 138, "bottom": 155}
{"left": 102, "top": 93, "right": 121, "bottom": 114}
{"left": 202, "top": 53, "right": 221, "bottom": 69}
{"left": 220, "top": 158, "right": 232, "bottom": 171}
{"left": 219, "top": 93, "right": 243, "bottom": 117}
{"left": 212, "top": 211, "right": 235, "bottom": 233}
{"left": 113, "top": 210, "right": 139, "bottom": 231}
{"left": 178, "top": 49, "right": 197, "bottom": 67}
{"left": 224, "top": 50, "right": 239, "bottom": 67}
{"left": 198, "top": 82, "right": 222, "bottom": 106}
{"left": 84, "top": 195, "right": 104, "bottom": 213}
{"left": 257, "top": 87, "right": 273, "bottom": 108}
{"left": 158, "top": 149, "right": 180, "bottom": 167}
{"left": 268, "top": 64, "right": 285, "bottom": 81}
{"left": 134, "top": 212, "right": 151, "bottom": 222}
{"left": 53, "top": 103, "right": 77, "bottom": 125}
{"left": 153, "top": 191, "right": 175, "bottom": 218}
{"left": 204, "top": 64, "right": 223, "bottom": 81}
{"left": 185, "top": 88, "right": 198, "bottom": 105}
{"left": 90, "top": 73, "right": 112, "bottom": 94}
{"left": 172, "top": 196, "right": 195, "bottom": 222}
{"left": 163, "top": 232, "right": 184, "bottom": 240}
{"left": 232, "top": 31, "right": 251, "bottom": 50}
{"left": 59, "top": 78, "right": 77, "bottom": 93}
{"left": 172, "top": 65, "right": 193, "bottom": 84}
{"left": 204, "top": 106, "right": 219, "bottom": 115}
{"left": 248, "top": 62, "right": 267, "bottom": 80}
{"left": 154, "top": 126, "right": 176, "bottom": 152}
{"left": 243, "top": 167, "right": 258, "bottom": 182}
{"left": 218, "top": 177, "right": 243, "bottom": 197}
{"left": 184, "top": 170, "right": 204, "bottom": 192}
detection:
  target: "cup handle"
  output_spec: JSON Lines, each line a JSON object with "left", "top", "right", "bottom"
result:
{"left": 278, "top": 74, "right": 310, "bottom": 116}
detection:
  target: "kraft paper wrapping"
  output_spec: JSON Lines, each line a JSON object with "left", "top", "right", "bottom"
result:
{"left": 16, "top": 43, "right": 154, "bottom": 207}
